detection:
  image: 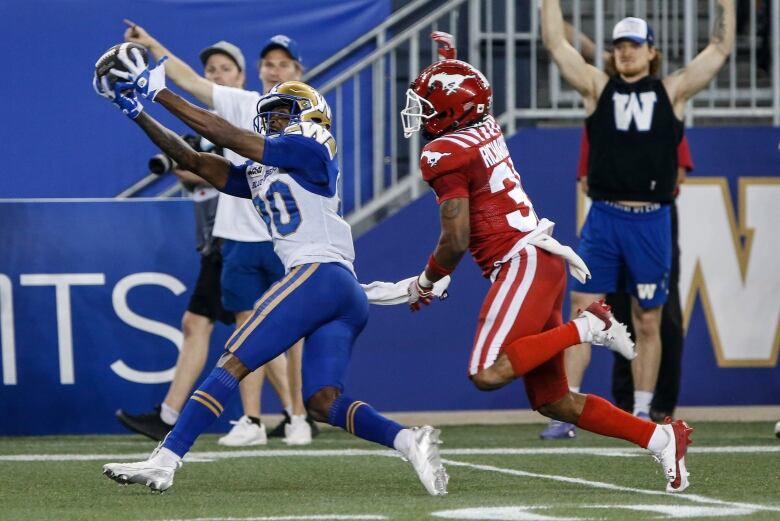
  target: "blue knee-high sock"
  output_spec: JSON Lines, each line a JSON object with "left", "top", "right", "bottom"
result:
{"left": 163, "top": 367, "right": 238, "bottom": 457}
{"left": 328, "top": 394, "right": 405, "bottom": 449}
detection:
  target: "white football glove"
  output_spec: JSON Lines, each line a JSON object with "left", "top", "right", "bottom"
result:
{"left": 112, "top": 47, "right": 168, "bottom": 101}
{"left": 407, "top": 272, "right": 434, "bottom": 312}
{"left": 92, "top": 73, "right": 143, "bottom": 119}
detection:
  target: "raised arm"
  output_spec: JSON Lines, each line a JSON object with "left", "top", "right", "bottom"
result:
{"left": 663, "top": 0, "right": 735, "bottom": 117}
{"left": 124, "top": 19, "right": 215, "bottom": 107}
{"left": 541, "top": 0, "right": 607, "bottom": 110}
{"left": 154, "top": 89, "right": 266, "bottom": 163}
{"left": 133, "top": 112, "right": 233, "bottom": 191}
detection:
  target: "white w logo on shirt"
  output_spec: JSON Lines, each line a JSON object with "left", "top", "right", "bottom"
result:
{"left": 636, "top": 283, "right": 658, "bottom": 300}
{"left": 612, "top": 91, "right": 658, "bottom": 131}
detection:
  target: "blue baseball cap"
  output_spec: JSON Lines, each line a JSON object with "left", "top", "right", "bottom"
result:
{"left": 612, "top": 17, "right": 655, "bottom": 46}
{"left": 260, "top": 34, "right": 303, "bottom": 65}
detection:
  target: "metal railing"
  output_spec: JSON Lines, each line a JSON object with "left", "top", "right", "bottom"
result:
{"left": 302, "top": 0, "right": 778, "bottom": 232}
{"left": 120, "top": 0, "right": 779, "bottom": 231}
{"left": 533, "top": 0, "right": 780, "bottom": 126}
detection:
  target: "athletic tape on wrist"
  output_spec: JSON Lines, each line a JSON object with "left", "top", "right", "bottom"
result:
{"left": 426, "top": 254, "right": 454, "bottom": 278}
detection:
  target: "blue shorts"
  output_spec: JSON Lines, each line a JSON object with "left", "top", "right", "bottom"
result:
{"left": 220, "top": 240, "right": 285, "bottom": 313}
{"left": 224, "top": 262, "right": 369, "bottom": 401}
{"left": 570, "top": 201, "right": 671, "bottom": 309}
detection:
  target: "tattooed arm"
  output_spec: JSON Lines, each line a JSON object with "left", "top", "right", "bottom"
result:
{"left": 134, "top": 111, "right": 232, "bottom": 190}
{"left": 424, "top": 197, "right": 471, "bottom": 283}
{"left": 664, "top": 0, "right": 735, "bottom": 117}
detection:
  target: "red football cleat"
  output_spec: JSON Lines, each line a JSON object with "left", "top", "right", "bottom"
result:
{"left": 651, "top": 417, "right": 694, "bottom": 493}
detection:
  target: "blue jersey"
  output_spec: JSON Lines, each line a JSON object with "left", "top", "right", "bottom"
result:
{"left": 225, "top": 122, "right": 355, "bottom": 274}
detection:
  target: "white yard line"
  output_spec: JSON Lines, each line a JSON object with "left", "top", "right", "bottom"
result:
{"left": 441, "top": 459, "right": 780, "bottom": 514}
{"left": 163, "top": 514, "right": 387, "bottom": 521}
{"left": 2, "top": 445, "right": 779, "bottom": 462}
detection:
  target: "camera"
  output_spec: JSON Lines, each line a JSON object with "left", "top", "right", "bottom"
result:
{"left": 148, "top": 134, "right": 215, "bottom": 175}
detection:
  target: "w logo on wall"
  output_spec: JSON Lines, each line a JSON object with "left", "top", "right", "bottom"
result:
{"left": 612, "top": 91, "right": 657, "bottom": 131}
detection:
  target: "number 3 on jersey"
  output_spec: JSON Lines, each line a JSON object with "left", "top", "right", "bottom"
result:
{"left": 252, "top": 181, "right": 301, "bottom": 236}
{"left": 488, "top": 161, "right": 538, "bottom": 232}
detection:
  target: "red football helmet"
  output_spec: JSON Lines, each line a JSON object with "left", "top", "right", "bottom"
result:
{"left": 402, "top": 59, "right": 492, "bottom": 139}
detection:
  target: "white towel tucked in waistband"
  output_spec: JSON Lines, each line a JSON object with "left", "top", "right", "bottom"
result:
{"left": 361, "top": 275, "right": 451, "bottom": 305}
{"left": 493, "top": 218, "right": 591, "bottom": 284}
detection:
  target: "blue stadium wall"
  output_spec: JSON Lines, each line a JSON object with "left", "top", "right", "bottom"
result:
{"left": 0, "top": 0, "right": 390, "bottom": 200}
{"left": 1, "top": 126, "right": 778, "bottom": 435}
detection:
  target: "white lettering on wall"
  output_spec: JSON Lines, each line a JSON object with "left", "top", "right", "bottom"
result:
{"left": 678, "top": 179, "right": 780, "bottom": 366}
{"left": 0, "top": 274, "right": 16, "bottom": 385}
{"left": 19, "top": 274, "right": 106, "bottom": 384}
{"left": 110, "top": 272, "right": 185, "bottom": 383}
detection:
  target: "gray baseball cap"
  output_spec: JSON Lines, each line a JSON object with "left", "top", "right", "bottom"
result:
{"left": 199, "top": 40, "right": 246, "bottom": 71}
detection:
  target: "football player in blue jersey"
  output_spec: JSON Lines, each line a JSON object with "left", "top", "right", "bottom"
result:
{"left": 94, "top": 52, "right": 448, "bottom": 496}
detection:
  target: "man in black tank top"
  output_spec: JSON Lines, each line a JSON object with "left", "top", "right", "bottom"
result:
{"left": 537, "top": 0, "right": 735, "bottom": 492}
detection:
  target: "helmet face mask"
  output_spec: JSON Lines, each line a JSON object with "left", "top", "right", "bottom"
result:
{"left": 401, "top": 89, "right": 436, "bottom": 138}
{"left": 253, "top": 81, "right": 332, "bottom": 135}
{"left": 402, "top": 59, "right": 492, "bottom": 140}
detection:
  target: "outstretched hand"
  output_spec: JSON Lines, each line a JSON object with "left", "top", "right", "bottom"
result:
{"left": 123, "top": 19, "right": 156, "bottom": 48}
{"left": 92, "top": 73, "right": 144, "bottom": 119}
{"left": 407, "top": 276, "right": 434, "bottom": 312}
{"left": 431, "top": 31, "right": 457, "bottom": 60}
{"left": 112, "top": 49, "right": 168, "bottom": 101}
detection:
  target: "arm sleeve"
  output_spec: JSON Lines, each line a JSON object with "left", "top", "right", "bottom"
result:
{"left": 428, "top": 171, "right": 470, "bottom": 203}
{"left": 677, "top": 136, "right": 694, "bottom": 172}
{"left": 219, "top": 162, "right": 252, "bottom": 199}
{"left": 262, "top": 134, "right": 337, "bottom": 196}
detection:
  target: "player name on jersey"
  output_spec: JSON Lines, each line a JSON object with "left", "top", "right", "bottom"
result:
{"left": 479, "top": 136, "right": 510, "bottom": 168}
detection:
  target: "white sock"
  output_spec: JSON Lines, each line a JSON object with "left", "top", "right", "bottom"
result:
{"left": 151, "top": 447, "right": 181, "bottom": 468}
{"left": 393, "top": 428, "right": 414, "bottom": 456}
{"left": 569, "top": 386, "right": 580, "bottom": 393}
{"left": 290, "top": 414, "right": 307, "bottom": 426}
{"left": 633, "top": 391, "right": 654, "bottom": 416}
{"left": 285, "top": 406, "right": 294, "bottom": 418}
{"left": 646, "top": 425, "right": 670, "bottom": 453}
{"left": 160, "top": 403, "right": 179, "bottom": 426}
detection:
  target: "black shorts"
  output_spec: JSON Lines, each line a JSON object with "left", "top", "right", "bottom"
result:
{"left": 187, "top": 251, "right": 235, "bottom": 325}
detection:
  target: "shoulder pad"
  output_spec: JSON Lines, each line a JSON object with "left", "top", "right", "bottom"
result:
{"left": 420, "top": 139, "right": 470, "bottom": 182}
{"left": 284, "top": 121, "right": 337, "bottom": 159}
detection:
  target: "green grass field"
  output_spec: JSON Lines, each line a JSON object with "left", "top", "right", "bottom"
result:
{"left": 2, "top": 422, "right": 779, "bottom": 521}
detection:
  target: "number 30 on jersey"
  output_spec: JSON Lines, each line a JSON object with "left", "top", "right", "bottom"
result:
{"left": 252, "top": 181, "right": 301, "bottom": 236}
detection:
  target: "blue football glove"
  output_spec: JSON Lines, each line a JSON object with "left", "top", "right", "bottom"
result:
{"left": 93, "top": 73, "right": 143, "bottom": 119}
{"left": 111, "top": 48, "right": 168, "bottom": 101}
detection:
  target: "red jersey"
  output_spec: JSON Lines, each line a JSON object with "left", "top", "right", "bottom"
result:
{"left": 420, "top": 115, "right": 540, "bottom": 276}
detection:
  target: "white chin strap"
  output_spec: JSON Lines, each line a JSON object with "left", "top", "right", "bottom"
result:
{"left": 401, "top": 89, "right": 435, "bottom": 138}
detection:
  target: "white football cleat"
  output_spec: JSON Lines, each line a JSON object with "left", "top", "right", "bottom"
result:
{"left": 400, "top": 426, "right": 449, "bottom": 496}
{"left": 650, "top": 417, "right": 694, "bottom": 493}
{"left": 102, "top": 458, "right": 181, "bottom": 492}
{"left": 283, "top": 415, "right": 313, "bottom": 446}
{"left": 218, "top": 415, "right": 267, "bottom": 447}
{"left": 579, "top": 299, "right": 636, "bottom": 360}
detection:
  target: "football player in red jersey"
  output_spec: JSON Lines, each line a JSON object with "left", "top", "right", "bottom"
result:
{"left": 402, "top": 59, "right": 693, "bottom": 493}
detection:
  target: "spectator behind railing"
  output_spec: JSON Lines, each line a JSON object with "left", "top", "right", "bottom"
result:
{"left": 539, "top": 0, "right": 735, "bottom": 439}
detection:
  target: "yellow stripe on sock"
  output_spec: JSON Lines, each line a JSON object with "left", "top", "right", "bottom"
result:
{"left": 193, "top": 390, "right": 224, "bottom": 415}
{"left": 228, "top": 264, "right": 320, "bottom": 354}
{"left": 346, "top": 401, "right": 366, "bottom": 434}
{"left": 190, "top": 395, "right": 221, "bottom": 417}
